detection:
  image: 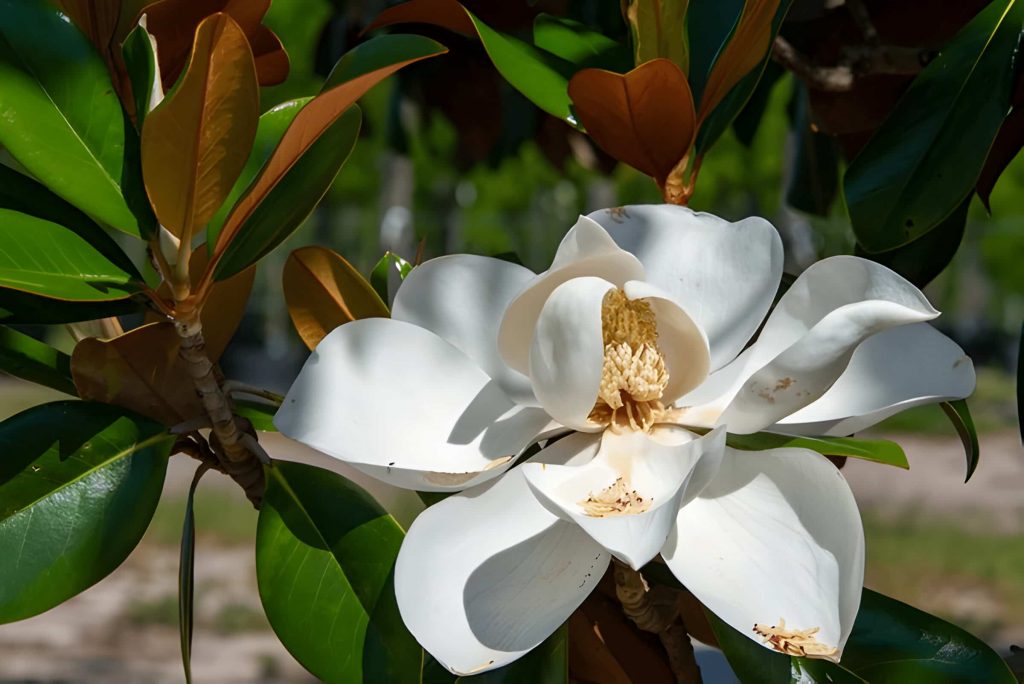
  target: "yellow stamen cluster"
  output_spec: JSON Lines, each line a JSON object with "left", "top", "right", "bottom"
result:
{"left": 588, "top": 289, "right": 670, "bottom": 432}
{"left": 578, "top": 477, "right": 651, "bottom": 517}
{"left": 753, "top": 619, "right": 839, "bottom": 659}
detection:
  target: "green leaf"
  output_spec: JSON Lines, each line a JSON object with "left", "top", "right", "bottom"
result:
{"left": 731, "top": 60, "right": 785, "bottom": 147}
{"left": 0, "top": 209, "right": 141, "bottom": 302}
{"left": 726, "top": 432, "right": 909, "bottom": 469}
{"left": 213, "top": 105, "right": 362, "bottom": 280}
{"left": 855, "top": 196, "right": 970, "bottom": 288}
{"left": 0, "top": 401, "right": 173, "bottom": 622}
{"left": 0, "top": 0, "right": 147, "bottom": 237}
{"left": 122, "top": 22, "right": 160, "bottom": 126}
{"left": 532, "top": 14, "right": 631, "bottom": 71}
{"left": 179, "top": 464, "right": 207, "bottom": 684}
{"left": 0, "top": 290, "right": 143, "bottom": 325}
{"left": 207, "top": 97, "right": 311, "bottom": 254}
{"left": 323, "top": 34, "right": 448, "bottom": 91}
{"left": 370, "top": 251, "right": 413, "bottom": 304}
{"left": 256, "top": 460, "right": 420, "bottom": 682}
{"left": 234, "top": 400, "right": 278, "bottom": 432}
{"left": 685, "top": 0, "right": 743, "bottom": 103}
{"left": 422, "top": 625, "right": 569, "bottom": 683}
{"left": 0, "top": 326, "right": 77, "bottom": 395}
{"left": 845, "top": 0, "right": 1024, "bottom": 253}
{"left": 940, "top": 399, "right": 980, "bottom": 482}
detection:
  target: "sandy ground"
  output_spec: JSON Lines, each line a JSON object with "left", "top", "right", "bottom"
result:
{"left": 1, "top": 422, "right": 1021, "bottom": 682}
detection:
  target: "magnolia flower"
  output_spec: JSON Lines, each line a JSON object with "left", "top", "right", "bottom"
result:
{"left": 276, "top": 205, "right": 975, "bottom": 674}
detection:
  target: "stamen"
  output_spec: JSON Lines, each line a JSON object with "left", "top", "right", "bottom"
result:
{"left": 578, "top": 477, "right": 651, "bottom": 517}
{"left": 753, "top": 619, "right": 839, "bottom": 659}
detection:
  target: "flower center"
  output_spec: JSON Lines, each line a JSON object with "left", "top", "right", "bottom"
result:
{"left": 578, "top": 476, "right": 651, "bottom": 517}
{"left": 588, "top": 288, "right": 670, "bottom": 432}
{"left": 753, "top": 619, "right": 838, "bottom": 660}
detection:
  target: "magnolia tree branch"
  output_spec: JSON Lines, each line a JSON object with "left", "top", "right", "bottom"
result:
{"left": 772, "top": 36, "right": 929, "bottom": 92}
{"left": 612, "top": 560, "right": 703, "bottom": 684}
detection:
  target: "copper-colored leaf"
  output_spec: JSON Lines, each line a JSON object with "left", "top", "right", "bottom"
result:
{"left": 568, "top": 59, "right": 696, "bottom": 185}
{"left": 71, "top": 322, "right": 204, "bottom": 426}
{"left": 364, "top": 0, "right": 476, "bottom": 36}
{"left": 568, "top": 611, "right": 634, "bottom": 684}
{"left": 210, "top": 45, "right": 446, "bottom": 264}
{"left": 141, "top": 12, "right": 259, "bottom": 245}
{"left": 138, "top": 0, "right": 290, "bottom": 86}
{"left": 697, "top": 0, "right": 781, "bottom": 123}
{"left": 283, "top": 246, "right": 389, "bottom": 351}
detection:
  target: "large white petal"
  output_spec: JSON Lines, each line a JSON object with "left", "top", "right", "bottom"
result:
{"left": 529, "top": 277, "right": 615, "bottom": 431}
{"left": 677, "top": 256, "right": 939, "bottom": 433}
{"left": 663, "top": 447, "right": 864, "bottom": 660}
{"left": 499, "top": 216, "right": 644, "bottom": 374}
{"left": 522, "top": 426, "right": 725, "bottom": 569}
{"left": 275, "top": 319, "right": 553, "bottom": 491}
{"left": 395, "top": 435, "right": 610, "bottom": 675}
{"left": 778, "top": 323, "right": 975, "bottom": 435}
{"left": 587, "top": 205, "right": 783, "bottom": 371}
{"left": 393, "top": 254, "right": 537, "bottom": 405}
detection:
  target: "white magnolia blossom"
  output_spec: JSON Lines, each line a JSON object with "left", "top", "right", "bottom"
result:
{"left": 276, "top": 205, "right": 975, "bottom": 674}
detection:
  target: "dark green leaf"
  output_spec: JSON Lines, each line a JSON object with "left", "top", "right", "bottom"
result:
{"left": 0, "top": 209, "right": 142, "bottom": 301}
{"left": 256, "top": 460, "right": 420, "bottom": 682}
{"left": 0, "top": 0, "right": 146, "bottom": 236}
{"left": 731, "top": 60, "right": 785, "bottom": 146}
{"left": 0, "top": 326, "right": 76, "bottom": 395}
{"left": 213, "top": 106, "right": 362, "bottom": 280}
{"left": 686, "top": 0, "right": 744, "bottom": 104}
{"left": 855, "top": 196, "right": 970, "bottom": 288}
{"left": 940, "top": 399, "right": 980, "bottom": 482}
{"left": 846, "top": 0, "right": 1024, "bottom": 253}
{"left": 179, "top": 464, "right": 208, "bottom": 684}
{"left": 0, "top": 290, "right": 143, "bottom": 325}
{"left": 0, "top": 401, "right": 173, "bottom": 622}
{"left": 122, "top": 22, "right": 160, "bottom": 126}
{"left": 532, "top": 14, "right": 631, "bottom": 71}
{"left": 786, "top": 84, "right": 839, "bottom": 216}
{"left": 322, "top": 34, "right": 447, "bottom": 91}
{"left": 726, "top": 432, "right": 909, "bottom": 469}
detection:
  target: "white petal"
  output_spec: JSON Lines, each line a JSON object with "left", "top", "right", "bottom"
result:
{"left": 275, "top": 319, "right": 553, "bottom": 491}
{"left": 778, "top": 323, "right": 976, "bottom": 435}
{"left": 529, "top": 277, "right": 615, "bottom": 431}
{"left": 588, "top": 205, "right": 783, "bottom": 370}
{"left": 663, "top": 447, "right": 864, "bottom": 659}
{"left": 499, "top": 216, "right": 644, "bottom": 374}
{"left": 522, "top": 427, "right": 725, "bottom": 569}
{"left": 623, "top": 279, "right": 710, "bottom": 402}
{"left": 393, "top": 254, "right": 537, "bottom": 404}
{"left": 395, "top": 437, "right": 610, "bottom": 675}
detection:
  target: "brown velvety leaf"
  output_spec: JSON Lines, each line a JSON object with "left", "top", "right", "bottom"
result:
{"left": 283, "top": 247, "right": 389, "bottom": 351}
{"left": 365, "top": 0, "right": 476, "bottom": 36}
{"left": 211, "top": 44, "right": 446, "bottom": 262}
{"left": 141, "top": 12, "right": 259, "bottom": 244}
{"left": 568, "top": 59, "right": 696, "bottom": 186}
{"left": 138, "top": 0, "right": 289, "bottom": 86}
{"left": 568, "top": 611, "right": 633, "bottom": 684}
{"left": 71, "top": 322, "right": 204, "bottom": 426}
{"left": 697, "top": 0, "right": 780, "bottom": 122}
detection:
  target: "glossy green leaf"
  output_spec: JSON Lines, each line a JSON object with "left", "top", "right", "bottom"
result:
{"left": 0, "top": 401, "right": 173, "bottom": 622}
{"left": 940, "top": 399, "right": 980, "bottom": 482}
{"left": 421, "top": 625, "right": 569, "bottom": 683}
{"left": 122, "top": 21, "right": 161, "bottom": 126}
{"left": 234, "top": 400, "right": 278, "bottom": 432}
{"left": 0, "top": 290, "right": 143, "bottom": 325}
{"left": 533, "top": 14, "right": 630, "bottom": 71}
{"left": 686, "top": 0, "right": 743, "bottom": 102}
{"left": 0, "top": 326, "right": 76, "bottom": 395}
{"left": 370, "top": 251, "right": 413, "bottom": 304}
{"left": 855, "top": 197, "right": 969, "bottom": 288}
{"left": 846, "top": 0, "right": 1024, "bottom": 253}
{"left": 256, "top": 460, "right": 420, "bottom": 682}
{"left": 323, "top": 34, "right": 447, "bottom": 91}
{"left": 0, "top": 210, "right": 142, "bottom": 301}
{"left": 726, "top": 432, "right": 909, "bottom": 469}
{"left": 0, "top": 0, "right": 147, "bottom": 237}
{"left": 179, "top": 464, "right": 207, "bottom": 684}
{"left": 213, "top": 105, "right": 362, "bottom": 280}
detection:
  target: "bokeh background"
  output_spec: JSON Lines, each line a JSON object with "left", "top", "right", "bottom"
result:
{"left": 2, "top": 0, "right": 1023, "bottom": 681}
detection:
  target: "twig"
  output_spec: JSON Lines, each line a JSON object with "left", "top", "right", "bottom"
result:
{"left": 222, "top": 381, "right": 285, "bottom": 406}
{"left": 612, "top": 560, "right": 702, "bottom": 683}
{"left": 772, "top": 36, "right": 929, "bottom": 93}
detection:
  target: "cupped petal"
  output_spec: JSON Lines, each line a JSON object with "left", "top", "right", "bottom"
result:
{"left": 529, "top": 277, "right": 616, "bottom": 431}
{"left": 623, "top": 279, "right": 710, "bottom": 402}
{"left": 663, "top": 446, "right": 864, "bottom": 660}
{"left": 588, "top": 205, "right": 783, "bottom": 371}
{"left": 677, "top": 256, "right": 940, "bottom": 433}
{"left": 778, "top": 323, "right": 976, "bottom": 435}
{"left": 499, "top": 216, "right": 645, "bottom": 374}
{"left": 275, "top": 318, "right": 553, "bottom": 492}
{"left": 392, "top": 254, "right": 537, "bottom": 405}
{"left": 522, "top": 427, "right": 726, "bottom": 569}
{"left": 395, "top": 435, "right": 610, "bottom": 676}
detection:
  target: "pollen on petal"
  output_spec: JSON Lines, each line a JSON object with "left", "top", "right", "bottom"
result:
{"left": 578, "top": 476, "right": 651, "bottom": 517}
{"left": 753, "top": 618, "right": 839, "bottom": 660}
